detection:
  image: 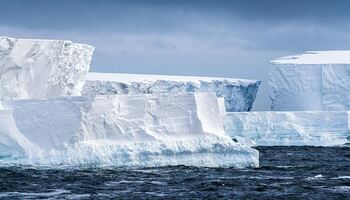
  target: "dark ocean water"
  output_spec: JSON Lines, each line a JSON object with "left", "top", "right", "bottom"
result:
{"left": 0, "top": 146, "right": 349, "bottom": 199}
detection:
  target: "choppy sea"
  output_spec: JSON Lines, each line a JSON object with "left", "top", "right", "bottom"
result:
{"left": 0, "top": 146, "right": 349, "bottom": 199}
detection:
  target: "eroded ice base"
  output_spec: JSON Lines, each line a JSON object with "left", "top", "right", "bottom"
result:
{"left": 225, "top": 111, "right": 350, "bottom": 146}
{"left": 0, "top": 93, "right": 258, "bottom": 168}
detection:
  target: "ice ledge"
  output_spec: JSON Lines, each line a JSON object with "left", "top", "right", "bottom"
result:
{"left": 225, "top": 111, "right": 350, "bottom": 146}
{"left": 271, "top": 51, "right": 350, "bottom": 64}
{"left": 0, "top": 36, "right": 92, "bottom": 47}
{"left": 85, "top": 72, "right": 259, "bottom": 86}
{"left": 0, "top": 93, "right": 259, "bottom": 168}
{"left": 83, "top": 72, "right": 261, "bottom": 112}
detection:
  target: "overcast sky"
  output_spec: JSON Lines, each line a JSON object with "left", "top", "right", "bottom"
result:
{"left": 1, "top": 0, "right": 349, "bottom": 110}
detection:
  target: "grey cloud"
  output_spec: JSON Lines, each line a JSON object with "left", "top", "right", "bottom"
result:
{"left": 0, "top": 0, "right": 349, "bottom": 110}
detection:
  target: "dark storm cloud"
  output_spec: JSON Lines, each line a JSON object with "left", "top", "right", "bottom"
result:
{"left": 0, "top": 0, "right": 349, "bottom": 110}
{"left": 1, "top": 0, "right": 349, "bottom": 51}
{"left": 2, "top": 0, "right": 350, "bottom": 24}
{"left": 1, "top": 0, "right": 350, "bottom": 28}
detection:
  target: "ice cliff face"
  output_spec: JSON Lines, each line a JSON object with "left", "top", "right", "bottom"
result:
{"left": 0, "top": 93, "right": 258, "bottom": 168}
{"left": 270, "top": 51, "right": 350, "bottom": 111}
{"left": 0, "top": 36, "right": 261, "bottom": 167}
{"left": 220, "top": 51, "right": 350, "bottom": 147}
{"left": 0, "top": 36, "right": 94, "bottom": 100}
{"left": 224, "top": 111, "right": 350, "bottom": 146}
{"left": 82, "top": 72, "right": 261, "bottom": 112}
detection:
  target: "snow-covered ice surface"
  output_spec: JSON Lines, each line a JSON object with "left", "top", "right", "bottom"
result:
{"left": 83, "top": 72, "right": 261, "bottom": 112}
{"left": 224, "top": 111, "right": 350, "bottom": 146}
{"left": 0, "top": 36, "right": 94, "bottom": 100}
{"left": 0, "top": 93, "right": 258, "bottom": 168}
{"left": 271, "top": 51, "right": 350, "bottom": 64}
{"left": 270, "top": 51, "right": 350, "bottom": 111}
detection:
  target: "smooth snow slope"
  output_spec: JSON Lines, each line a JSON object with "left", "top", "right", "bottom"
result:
{"left": 270, "top": 51, "right": 350, "bottom": 111}
{"left": 83, "top": 72, "right": 261, "bottom": 112}
{"left": 0, "top": 36, "right": 94, "bottom": 100}
{"left": 0, "top": 93, "right": 258, "bottom": 168}
{"left": 225, "top": 111, "right": 350, "bottom": 146}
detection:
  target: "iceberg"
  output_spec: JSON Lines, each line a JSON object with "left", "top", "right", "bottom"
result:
{"left": 0, "top": 36, "right": 94, "bottom": 100}
{"left": 270, "top": 51, "right": 350, "bottom": 111}
{"left": 83, "top": 72, "right": 261, "bottom": 112}
{"left": 222, "top": 51, "right": 350, "bottom": 147}
{"left": 0, "top": 92, "right": 258, "bottom": 168}
{"left": 224, "top": 111, "right": 350, "bottom": 146}
{"left": 0, "top": 36, "right": 260, "bottom": 168}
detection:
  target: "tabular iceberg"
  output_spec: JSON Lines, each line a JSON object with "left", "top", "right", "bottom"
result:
{"left": 83, "top": 72, "right": 261, "bottom": 112}
{"left": 0, "top": 36, "right": 94, "bottom": 100}
{"left": 224, "top": 111, "right": 350, "bottom": 146}
{"left": 270, "top": 51, "right": 350, "bottom": 111}
{"left": 0, "top": 36, "right": 261, "bottom": 168}
{"left": 0, "top": 93, "right": 258, "bottom": 168}
{"left": 221, "top": 51, "right": 350, "bottom": 147}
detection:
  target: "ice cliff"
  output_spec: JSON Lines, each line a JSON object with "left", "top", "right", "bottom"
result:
{"left": 270, "top": 51, "right": 350, "bottom": 111}
{"left": 0, "top": 93, "right": 258, "bottom": 168}
{"left": 219, "top": 51, "right": 350, "bottom": 147}
{"left": 0, "top": 36, "right": 94, "bottom": 100}
{"left": 0, "top": 36, "right": 261, "bottom": 167}
{"left": 83, "top": 72, "right": 261, "bottom": 112}
{"left": 224, "top": 111, "right": 350, "bottom": 146}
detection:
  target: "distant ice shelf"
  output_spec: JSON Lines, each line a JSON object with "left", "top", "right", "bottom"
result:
{"left": 271, "top": 51, "right": 350, "bottom": 64}
{"left": 224, "top": 111, "right": 350, "bottom": 146}
{"left": 83, "top": 72, "right": 261, "bottom": 112}
{"left": 270, "top": 50, "right": 350, "bottom": 111}
{"left": 0, "top": 92, "right": 258, "bottom": 168}
{"left": 0, "top": 36, "right": 94, "bottom": 100}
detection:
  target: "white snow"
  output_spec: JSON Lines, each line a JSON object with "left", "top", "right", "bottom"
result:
{"left": 83, "top": 72, "right": 261, "bottom": 112}
{"left": 271, "top": 51, "right": 350, "bottom": 64}
{"left": 86, "top": 72, "right": 257, "bottom": 85}
{"left": 0, "top": 36, "right": 94, "bottom": 100}
{"left": 224, "top": 111, "right": 350, "bottom": 146}
{"left": 270, "top": 51, "right": 350, "bottom": 111}
{"left": 0, "top": 93, "right": 258, "bottom": 168}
